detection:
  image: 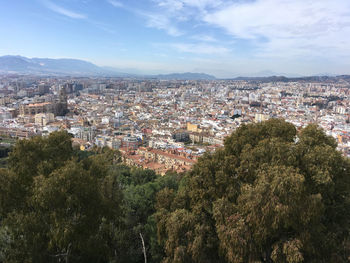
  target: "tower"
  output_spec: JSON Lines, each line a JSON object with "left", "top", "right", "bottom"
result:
{"left": 59, "top": 86, "right": 67, "bottom": 104}
{"left": 56, "top": 86, "right": 68, "bottom": 116}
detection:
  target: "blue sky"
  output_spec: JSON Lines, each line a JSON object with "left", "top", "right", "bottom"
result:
{"left": 1, "top": 0, "right": 350, "bottom": 77}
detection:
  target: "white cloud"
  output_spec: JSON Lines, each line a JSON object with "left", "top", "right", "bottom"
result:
{"left": 42, "top": 0, "right": 87, "bottom": 19}
{"left": 108, "top": 3, "right": 184, "bottom": 37}
{"left": 156, "top": 0, "right": 184, "bottom": 10}
{"left": 143, "top": 13, "right": 183, "bottom": 36}
{"left": 107, "top": 0, "right": 124, "bottom": 8}
{"left": 204, "top": 0, "right": 350, "bottom": 58}
{"left": 170, "top": 43, "right": 229, "bottom": 54}
{"left": 106, "top": 0, "right": 350, "bottom": 70}
{"left": 154, "top": 0, "right": 223, "bottom": 10}
{"left": 191, "top": 34, "right": 217, "bottom": 42}
{"left": 144, "top": 0, "right": 350, "bottom": 60}
{"left": 146, "top": 0, "right": 225, "bottom": 35}
{"left": 205, "top": 0, "right": 349, "bottom": 39}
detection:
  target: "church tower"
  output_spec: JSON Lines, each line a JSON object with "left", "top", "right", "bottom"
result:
{"left": 56, "top": 86, "right": 68, "bottom": 116}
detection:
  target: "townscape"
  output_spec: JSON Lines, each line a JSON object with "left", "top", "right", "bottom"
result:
{"left": 1, "top": 74, "right": 349, "bottom": 174}
{"left": 2, "top": 0, "right": 350, "bottom": 261}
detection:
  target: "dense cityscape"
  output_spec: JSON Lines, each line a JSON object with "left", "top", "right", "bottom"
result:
{"left": 1, "top": 74, "right": 349, "bottom": 174}
{"left": 2, "top": 0, "right": 350, "bottom": 261}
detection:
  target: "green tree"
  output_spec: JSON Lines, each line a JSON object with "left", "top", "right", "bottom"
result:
{"left": 157, "top": 119, "right": 350, "bottom": 263}
{"left": 0, "top": 131, "right": 125, "bottom": 262}
{"left": 113, "top": 166, "right": 182, "bottom": 263}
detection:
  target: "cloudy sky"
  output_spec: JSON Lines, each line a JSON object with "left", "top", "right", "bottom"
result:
{"left": 1, "top": 0, "right": 350, "bottom": 77}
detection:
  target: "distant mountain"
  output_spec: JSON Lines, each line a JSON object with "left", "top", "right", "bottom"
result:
{"left": 0, "top": 56, "right": 32, "bottom": 72}
{"left": 1, "top": 55, "right": 346, "bottom": 81}
{"left": 232, "top": 76, "right": 290, "bottom": 82}
{"left": 151, "top": 72, "right": 216, "bottom": 80}
{"left": 0, "top": 55, "right": 111, "bottom": 76}
{"left": 250, "top": 70, "right": 304, "bottom": 78}
{"left": 0, "top": 55, "right": 217, "bottom": 80}
{"left": 101, "top": 66, "right": 137, "bottom": 76}
{"left": 229, "top": 75, "right": 350, "bottom": 83}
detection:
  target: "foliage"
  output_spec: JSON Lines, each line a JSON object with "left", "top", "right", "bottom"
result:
{"left": 0, "top": 131, "right": 124, "bottom": 262}
{"left": 113, "top": 167, "right": 182, "bottom": 263}
{"left": 1, "top": 120, "right": 349, "bottom": 263}
{"left": 0, "top": 131, "right": 182, "bottom": 263}
{"left": 156, "top": 119, "right": 350, "bottom": 263}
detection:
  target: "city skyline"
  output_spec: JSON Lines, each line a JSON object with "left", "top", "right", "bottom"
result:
{"left": 1, "top": 0, "right": 350, "bottom": 77}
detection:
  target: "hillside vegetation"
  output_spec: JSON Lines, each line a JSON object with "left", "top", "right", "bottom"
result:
{"left": 0, "top": 119, "right": 349, "bottom": 263}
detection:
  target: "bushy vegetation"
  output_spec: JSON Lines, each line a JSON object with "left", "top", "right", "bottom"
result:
{"left": 0, "top": 119, "right": 349, "bottom": 262}
{"left": 0, "top": 131, "right": 181, "bottom": 262}
{"left": 156, "top": 119, "right": 350, "bottom": 263}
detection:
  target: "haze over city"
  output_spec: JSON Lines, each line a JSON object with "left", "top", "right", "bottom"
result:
{"left": 1, "top": 0, "right": 350, "bottom": 77}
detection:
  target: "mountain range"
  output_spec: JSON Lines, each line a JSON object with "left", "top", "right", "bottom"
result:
{"left": 0, "top": 55, "right": 348, "bottom": 81}
{"left": 0, "top": 55, "right": 216, "bottom": 80}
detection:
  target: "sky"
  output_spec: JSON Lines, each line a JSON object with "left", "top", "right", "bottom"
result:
{"left": 1, "top": 0, "right": 350, "bottom": 77}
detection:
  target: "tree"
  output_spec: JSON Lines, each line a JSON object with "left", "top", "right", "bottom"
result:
{"left": 111, "top": 165, "right": 182, "bottom": 263}
{"left": 0, "top": 131, "right": 125, "bottom": 262}
{"left": 156, "top": 119, "right": 350, "bottom": 263}
{"left": 7, "top": 131, "right": 74, "bottom": 194}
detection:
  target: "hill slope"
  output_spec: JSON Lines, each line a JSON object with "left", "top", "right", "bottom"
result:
{"left": 0, "top": 55, "right": 216, "bottom": 79}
